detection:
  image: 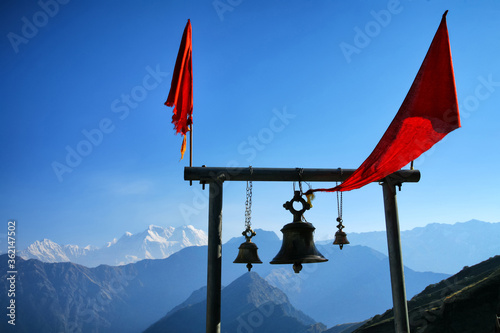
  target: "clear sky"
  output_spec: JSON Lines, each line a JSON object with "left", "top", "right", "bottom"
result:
{"left": 1, "top": 0, "right": 499, "bottom": 250}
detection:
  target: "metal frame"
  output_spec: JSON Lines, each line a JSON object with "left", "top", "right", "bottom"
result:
{"left": 185, "top": 166, "right": 418, "bottom": 333}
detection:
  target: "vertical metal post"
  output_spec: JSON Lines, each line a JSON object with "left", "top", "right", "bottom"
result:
{"left": 382, "top": 180, "right": 410, "bottom": 333}
{"left": 207, "top": 180, "right": 223, "bottom": 333}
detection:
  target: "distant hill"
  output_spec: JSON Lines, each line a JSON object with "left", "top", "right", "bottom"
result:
{"left": 144, "top": 271, "right": 326, "bottom": 333}
{"left": 353, "top": 255, "right": 500, "bottom": 333}
{"left": 335, "top": 220, "right": 500, "bottom": 274}
{"left": 324, "top": 322, "right": 367, "bottom": 333}
{"left": 18, "top": 225, "right": 207, "bottom": 267}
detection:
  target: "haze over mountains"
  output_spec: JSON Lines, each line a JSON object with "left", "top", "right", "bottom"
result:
{"left": 18, "top": 225, "right": 208, "bottom": 267}
{"left": 17, "top": 220, "right": 500, "bottom": 275}
{"left": 1, "top": 229, "right": 448, "bottom": 332}
{"left": 260, "top": 244, "right": 447, "bottom": 326}
{"left": 2, "top": 220, "right": 498, "bottom": 332}
{"left": 339, "top": 219, "right": 500, "bottom": 274}
{"left": 156, "top": 255, "right": 500, "bottom": 333}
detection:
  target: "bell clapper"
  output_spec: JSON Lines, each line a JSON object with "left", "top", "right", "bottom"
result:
{"left": 293, "top": 262, "right": 303, "bottom": 274}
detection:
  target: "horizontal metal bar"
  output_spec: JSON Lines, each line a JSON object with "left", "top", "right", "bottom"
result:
{"left": 184, "top": 167, "right": 420, "bottom": 184}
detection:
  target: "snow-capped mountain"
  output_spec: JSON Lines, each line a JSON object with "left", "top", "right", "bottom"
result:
{"left": 21, "top": 239, "right": 67, "bottom": 261}
{"left": 20, "top": 239, "right": 95, "bottom": 263}
{"left": 19, "top": 225, "right": 208, "bottom": 267}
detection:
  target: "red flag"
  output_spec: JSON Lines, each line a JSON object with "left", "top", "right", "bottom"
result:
{"left": 166, "top": 19, "right": 193, "bottom": 160}
{"left": 308, "top": 11, "right": 460, "bottom": 194}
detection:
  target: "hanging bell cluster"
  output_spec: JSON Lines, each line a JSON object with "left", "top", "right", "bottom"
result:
{"left": 270, "top": 191, "right": 328, "bottom": 273}
{"left": 234, "top": 180, "right": 348, "bottom": 274}
{"left": 333, "top": 217, "right": 350, "bottom": 250}
{"left": 233, "top": 228, "right": 262, "bottom": 271}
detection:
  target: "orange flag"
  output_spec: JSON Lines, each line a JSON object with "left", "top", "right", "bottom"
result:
{"left": 165, "top": 20, "right": 193, "bottom": 160}
{"left": 307, "top": 11, "right": 460, "bottom": 194}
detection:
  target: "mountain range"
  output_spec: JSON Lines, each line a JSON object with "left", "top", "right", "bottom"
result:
{"left": 0, "top": 232, "right": 447, "bottom": 332}
{"left": 3, "top": 220, "right": 498, "bottom": 332}
{"left": 0, "top": 246, "right": 210, "bottom": 333}
{"left": 18, "top": 224, "right": 208, "bottom": 267}
{"left": 223, "top": 229, "right": 448, "bottom": 327}
{"left": 321, "top": 219, "right": 500, "bottom": 274}
{"left": 146, "top": 255, "right": 500, "bottom": 333}
{"left": 17, "top": 220, "right": 500, "bottom": 275}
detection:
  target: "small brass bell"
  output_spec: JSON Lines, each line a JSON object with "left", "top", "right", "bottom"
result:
{"left": 234, "top": 228, "right": 262, "bottom": 271}
{"left": 270, "top": 191, "right": 328, "bottom": 273}
{"left": 333, "top": 217, "right": 349, "bottom": 250}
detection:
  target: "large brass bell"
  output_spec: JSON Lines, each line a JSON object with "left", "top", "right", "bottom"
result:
{"left": 333, "top": 217, "right": 349, "bottom": 250}
{"left": 234, "top": 228, "right": 262, "bottom": 271}
{"left": 270, "top": 191, "right": 328, "bottom": 273}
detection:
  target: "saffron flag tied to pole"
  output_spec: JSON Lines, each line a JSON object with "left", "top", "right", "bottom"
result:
{"left": 165, "top": 19, "right": 193, "bottom": 160}
{"left": 307, "top": 11, "right": 460, "bottom": 194}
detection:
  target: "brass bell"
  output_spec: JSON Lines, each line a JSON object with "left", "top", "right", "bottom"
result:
{"left": 333, "top": 217, "right": 349, "bottom": 250}
{"left": 233, "top": 228, "right": 262, "bottom": 271}
{"left": 270, "top": 191, "right": 328, "bottom": 273}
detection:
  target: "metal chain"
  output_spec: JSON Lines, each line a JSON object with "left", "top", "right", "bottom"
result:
{"left": 245, "top": 167, "right": 253, "bottom": 230}
{"left": 245, "top": 180, "right": 253, "bottom": 229}
{"left": 336, "top": 182, "right": 343, "bottom": 221}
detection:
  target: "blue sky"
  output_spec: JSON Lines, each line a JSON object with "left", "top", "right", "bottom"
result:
{"left": 1, "top": 0, "right": 499, "bottom": 249}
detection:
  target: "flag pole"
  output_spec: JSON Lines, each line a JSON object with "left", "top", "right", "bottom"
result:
{"left": 190, "top": 124, "right": 193, "bottom": 168}
{"left": 190, "top": 124, "right": 193, "bottom": 185}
